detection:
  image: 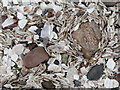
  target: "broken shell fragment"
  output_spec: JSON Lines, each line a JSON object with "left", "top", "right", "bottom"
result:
{"left": 12, "top": 44, "right": 24, "bottom": 55}
{"left": 72, "top": 21, "right": 102, "bottom": 58}
{"left": 18, "top": 19, "right": 28, "bottom": 29}
{"left": 56, "top": 11, "right": 62, "bottom": 18}
{"left": 23, "top": 47, "right": 49, "bottom": 68}
{"left": 106, "top": 58, "right": 115, "bottom": 70}
{"left": 2, "top": 18, "right": 17, "bottom": 29}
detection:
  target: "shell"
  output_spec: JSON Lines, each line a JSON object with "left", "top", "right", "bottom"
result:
{"left": 18, "top": 19, "right": 28, "bottom": 29}
{"left": 106, "top": 58, "right": 115, "bottom": 71}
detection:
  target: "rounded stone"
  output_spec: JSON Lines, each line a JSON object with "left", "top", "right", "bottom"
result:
{"left": 72, "top": 21, "right": 102, "bottom": 58}
{"left": 23, "top": 47, "right": 49, "bottom": 68}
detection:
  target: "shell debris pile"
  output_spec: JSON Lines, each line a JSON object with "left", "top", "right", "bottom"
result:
{"left": 0, "top": 0, "right": 120, "bottom": 89}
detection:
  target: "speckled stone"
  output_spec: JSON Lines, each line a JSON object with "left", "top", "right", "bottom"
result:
{"left": 23, "top": 47, "right": 49, "bottom": 68}
{"left": 72, "top": 21, "right": 102, "bottom": 58}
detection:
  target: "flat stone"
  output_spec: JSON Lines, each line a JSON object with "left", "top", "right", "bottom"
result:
{"left": 41, "top": 81, "right": 55, "bottom": 89}
{"left": 87, "top": 64, "right": 104, "bottom": 80}
{"left": 23, "top": 47, "right": 49, "bottom": 68}
{"left": 72, "top": 21, "right": 102, "bottom": 58}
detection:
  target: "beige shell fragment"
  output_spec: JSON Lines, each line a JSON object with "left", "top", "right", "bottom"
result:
{"left": 18, "top": 19, "right": 28, "bottom": 29}
{"left": 12, "top": 44, "right": 24, "bottom": 55}
{"left": 2, "top": 18, "right": 15, "bottom": 28}
{"left": 104, "top": 78, "right": 119, "bottom": 88}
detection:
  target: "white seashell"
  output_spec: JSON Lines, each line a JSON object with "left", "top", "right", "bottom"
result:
{"left": 18, "top": 19, "right": 28, "bottom": 29}
{"left": 52, "top": 32, "right": 58, "bottom": 39}
{"left": 106, "top": 58, "right": 115, "bottom": 71}
{"left": 66, "top": 66, "right": 78, "bottom": 82}
{"left": 23, "top": 48, "right": 30, "bottom": 54}
{"left": 41, "top": 22, "right": 53, "bottom": 40}
{"left": 11, "top": 54, "right": 18, "bottom": 62}
{"left": 111, "top": 79, "right": 119, "bottom": 88}
{"left": 34, "top": 35, "right": 39, "bottom": 40}
{"left": 87, "top": 8, "right": 94, "bottom": 13}
{"left": 47, "top": 3, "right": 62, "bottom": 13}
{"left": 80, "top": 67, "right": 88, "bottom": 74}
{"left": 2, "top": 18, "right": 15, "bottom": 28}
{"left": 97, "top": 58, "right": 105, "bottom": 64}
{"left": 12, "top": 0, "right": 18, "bottom": 4}
{"left": 0, "top": 29, "right": 2, "bottom": 33}
{"left": 36, "top": 9, "right": 42, "bottom": 16}
{"left": 74, "top": 74, "right": 79, "bottom": 80}
{"left": 109, "top": 18, "right": 114, "bottom": 26}
{"left": 4, "top": 48, "right": 9, "bottom": 55}
{"left": 88, "top": 81, "right": 95, "bottom": 87}
{"left": 12, "top": 44, "right": 24, "bottom": 55}
{"left": 104, "top": 78, "right": 119, "bottom": 88}
{"left": 28, "top": 26, "right": 38, "bottom": 33}
{"left": 83, "top": 82, "right": 91, "bottom": 88}
{"left": 17, "top": 12, "right": 26, "bottom": 19}
{"left": 40, "top": 2, "right": 47, "bottom": 10}
{"left": 26, "top": 36, "right": 32, "bottom": 41}
{"left": 73, "top": 23, "right": 80, "bottom": 31}
{"left": 2, "top": 0, "right": 8, "bottom": 7}
{"left": 8, "top": 48, "right": 14, "bottom": 56}
{"left": 4, "top": 84, "right": 13, "bottom": 88}
{"left": 102, "top": 53, "right": 111, "bottom": 57}
{"left": 48, "top": 64, "right": 61, "bottom": 72}
{"left": 22, "top": 0, "right": 30, "bottom": 5}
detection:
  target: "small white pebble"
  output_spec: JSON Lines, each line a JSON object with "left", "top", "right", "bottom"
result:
{"left": 106, "top": 58, "right": 115, "bottom": 70}
{"left": 74, "top": 74, "right": 79, "bottom": 80}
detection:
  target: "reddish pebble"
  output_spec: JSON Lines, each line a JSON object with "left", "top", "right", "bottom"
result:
{"left": 23, "top": 47, "right": 49, "bottom": 68}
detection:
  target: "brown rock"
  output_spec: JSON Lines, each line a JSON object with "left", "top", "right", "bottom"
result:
{"left": 47, "top": 8, "right": 54, "bottom": 18}
{"left": 28, "top": 43, "right": 38, "bottom": 50}
{"left": 115, "top": 73, "right": 120, "bottom": 83}
{"left": 23, "top": 47, "right": 49, "bottom": 68}
{"left": 72, "top": 21, "right": 102, "bottom": 58}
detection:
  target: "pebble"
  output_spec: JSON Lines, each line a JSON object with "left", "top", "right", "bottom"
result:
{"left": 72, "top": 21, "right": 102, "bottom": 58}
{"left": 87, "top": 64, "right": 104, "bottom": 80}
{"left": 73, "top": 80, "right": 81, "bottom": 87}
{"left": 47, "top": 8, "right": 54, "bottom": 18}
{"left": 41, "top": 81, "right": 55, "bottom": 89}
{"left": 47, "top": 13, "right": 54, "bottom": 18}
{"left": 23, "top": 47, "right": 49, "bottom": 68}
{"left": 61, "top": 54, "right": 68, "bottom": 64}
{"left": 28, "top": 43, "right": 38, "bottom": 51}
{"left": 54, "top": 60, "right": 59, "bottom": 65}
{"left": 36, "top": 28, "right": 42, "bottom": 36}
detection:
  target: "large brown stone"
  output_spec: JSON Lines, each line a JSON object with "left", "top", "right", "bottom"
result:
{"left": 23, "top": 47, "right": 49, "bottom": 68}
{"left": 72, "top": 21, "right": 102, "bottom": 58}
